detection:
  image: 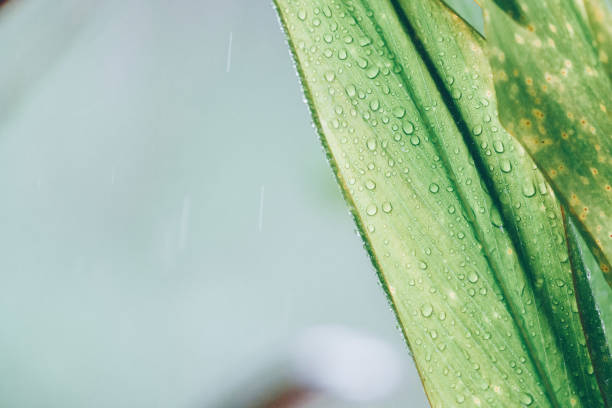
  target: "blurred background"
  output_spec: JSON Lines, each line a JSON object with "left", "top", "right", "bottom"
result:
{"left": 0, "top": 1, "right": 434, "bottom": 407}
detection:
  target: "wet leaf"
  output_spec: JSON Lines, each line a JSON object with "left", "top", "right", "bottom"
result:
{"left": 274, "top": 0, "right": 606, "bottom": 406}
{"left": 564, "top": 209, "right": 612, "bottom": 404}
{"left": 481, "top": 0, "right": 612, "bottom": 287}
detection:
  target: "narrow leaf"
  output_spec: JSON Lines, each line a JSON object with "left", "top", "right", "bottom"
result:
{"left": 275, "top": 0, "right": 604, "bottom": 406}
{"left": 564, "top": 208, "right": 612, "bottom": 404}
{"left": 481, "top": 0, "right": 612, "bottom": 286}
{"left": 395, "top": 0, "right": 603, "bottom": 405}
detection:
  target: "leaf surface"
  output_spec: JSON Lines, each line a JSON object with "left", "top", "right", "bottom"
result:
{"left": 274, "top": 0, "right": 605, "bottom": 406}
{"left": 564, "top": 209, "right": 612, "bottom": 404}
{"left": 480, "top": 0, "right": 612, "bottom": 286}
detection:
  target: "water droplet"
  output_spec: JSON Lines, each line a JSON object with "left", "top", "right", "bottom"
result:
{"left": 410, "top": 135, "right": 420, "bottom": 146}
{"left": 472, "top": 125, "right": 483, "bottom": 136}
{"left": 343, "top": 35, "right": 353, "bottom": 44}
{"left": 338, "top": 49, "right": 348, "bottom": 60}
{"left": 500, "top": 160, "right": 512, "bottom": 173}
{"left": 493, "top": 140, "right": 505, "bottom": 153}
{"left": 359, "top": 37, "right": 372, "bottom": 46}
{"left": 365, "top": 179, "right": 376, "bottom": 190}
{"left": 429, "top": 183, "right": 440, "bottom": 193}
{"left": 468, "top": 271, "right": 479, "bottom": 283}
{"left": 448, "top": 205, "right": 456, "bottom": 214}
{"left": 366, "top": 66, "right": 380, "bottom": 78}
{"left": 324, "top": 71, "right": 335, "bottom": 82}
{"left": 297, "top": 9, "right": 307, "bottom": 20}
{"left": 346, "top": 84, "right": 356, "bottom": 97}
{"left": 491, "top": 207, "right": 503, "bottom": 227}
{"left": 357, "top": 57, "right": 368, "bottom": 69}
{"left": 538, "top": 182, "right": 548, "bottom": 195}
{"left": 402, "top": 121, "right": 415, "bottom": 135}
{"left": 392, "top": 106, "right": 406, "bottom": 118}
{"left": 522, "top": 181, "right": 536, "bottom": 197}
{"left": 382, "top": 201, "right": 393, "bottom": 213}
{"left": 369, "top": 99, "right": 380, "bottom": 111}
{"left": 519, "top": 392, "right": 533, "bottom": 406}
{"left": 366, "top": 138, "right": 377, "bottom": 151}
{"left": 451, "top": 89, "right": 462, "bottom": 100}
{"left": 366, "top": 204, "right": 378, "bottom": 216}
{"left": 419, "top": 261, "right": 428, "bottom": 270}
{"left": 421, "top": 303, "right": 433, "bottom": 317}
{"left": 312, "top": 17, "right": 321, "bottom": 26}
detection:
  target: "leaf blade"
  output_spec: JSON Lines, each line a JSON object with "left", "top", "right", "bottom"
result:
{"left": 564, "top": 208, "right": 612, "bottom": 404}
{"left": 274, "top": 0, "right": 604, "bottom": 405}
{"left": 392, "top": 0, "right": 603, "bottom": 405}
{"left": 481, "top": 0, "right": 612, "bottom": 287}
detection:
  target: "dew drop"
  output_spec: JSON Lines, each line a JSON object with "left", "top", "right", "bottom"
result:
{"left": 429, "top": 183, "right": 440, "bottom": 193}
{"left": 359, "top": 37, "right": 372, "bottom": 46}
{"left": 297, "top": 9, "right": 307, "bottom": 20}
{"left": 468, "top": 271, "right": 479, "bottom": 283}
{"left": 365, "top": 179, "right": 376, "bottom": 190}
{"left": 410, "top": 135, "right": 421, "bottom": 146}
{"left": 421, "top": 303, "right": 433, "bottom": 317}
{"left": 366, "top": 138, "right": 377, "bottom": 151}
{"left": 366, "top": 204, "right": 378, "bottom": 216}
{"left": 392, "top": 106, "right": 406, "bottom": 118}
{"left": 369, "top": 99, "right": 380, "bottom": 111}
{"left": 493, "top": 140, "right": 505, "bottom": 153}
{"left": 338, "top": 49, "right": 348, "bottom": 60}
{"left": 522, "top": 181, "right": 536, "bottom": 197}
{"left": 366, "top": 66, "right": 380, "bottom": 78}
{"left": 500, "top": 160, "right": 512, "bottom": 173}
{"left": 346, "top": 84, "right": 356, "bottom": 97}
{"left": 382, "top": 201, "right": 393, "bottom": 213}
{"left": 519, "top": 392, "right": 533, "bottom": 406}
{"left": 451, "top": 89, "right": 462, "bottom": 100}
{"left": 324, "top": 71, "right": 335, "bottom": 82}
{"left": 472, "top": 125, "right": 483, "bottom": 136}
{"left": 402, "top": 121, "right": 415, "bottom": 135}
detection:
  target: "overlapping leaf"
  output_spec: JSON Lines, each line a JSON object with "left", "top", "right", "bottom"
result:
{"left": 480, "top": 0, "right": 612, "bottom": 287}
{"left": 274, "top": 0, "right": 604, "bottom": 406}
{"left": 565, "top": 210, "right": 612, "bottom": 405}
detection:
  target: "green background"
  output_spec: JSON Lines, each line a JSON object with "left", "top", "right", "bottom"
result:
{"left": 0, "top": 1, "right": 429, "bottom": 407}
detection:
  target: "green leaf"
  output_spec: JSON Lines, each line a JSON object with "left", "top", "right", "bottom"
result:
{"left": 480, "top": 0, "right": 612, "bottom": 287}
{"left": 274, "top": 0, "right": 604, "bottom": 406}
{"left": 395, "top": 0, "right": 602, "bottom": 405}
{"left": 564, "top": 208, "right": 612, "bottom": 404}
{"left": 583, "top": 0, "right": 612, "bottom": 80}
